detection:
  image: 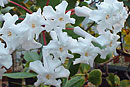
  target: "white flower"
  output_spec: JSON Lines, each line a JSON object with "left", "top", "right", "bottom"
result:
{"left": 29, "top": 54, "right": 70, "bottom": 87}
{"left": 75, "top": 6, "right": 92, "bottom": 17}
{"left": 95, "top": 31, "right": 120, "bottom": 59}
{"left": 72, "top": 37, "right": 100, "bottom": 67}
{"left": 74, "top": 26, "right": 95, "bottom": 40}
{"left": 19, "top": 8, "right": 47, "bottom": 40}
{"left": 0, "top": 13, "right": 20, "bottom": 53}
{"left": 0, "top": 42, "right": 12, "bottom": 73}
{"left": 89, "top": 0, "right": 128, "bottom": 34}
{"left": 0, "top": 0, "right": 8, "bottom": 7}
{"left": 43, "top": 30, "right": 78, "bottom": 63}
{"left": 43, "top": 1, "right": 75, "bottom": 32}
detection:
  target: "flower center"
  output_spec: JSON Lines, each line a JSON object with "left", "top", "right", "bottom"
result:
{"left": 46, "top": 74, "right": 51, "bottom": 80}
{"left": 110, "top": 41, "right": 112, "bottom": 47}
{"left": 106, "top": 15, "right": 110, "bottom": 20}
{"left": 85, "top": 52, "right": 89, "bottom": 57}
{"left": 32, "top": 24, "right": 36, "bottom": 28}
{"left": 8, "top": 31, "right": 12, "bottom": 36}
{"left": 59, "top": 47, "right": 63, "bottom": 52}
{"left": 59, "top": 17, "right": 64, "bottom": 21}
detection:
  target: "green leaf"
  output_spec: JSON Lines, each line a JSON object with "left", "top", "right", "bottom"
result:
{"left": 66, "top": 0, "right": 77, "bottom": 10}
{"left": 126, "top": 15, "right": 130, "bottom": 28}
{"left": 88, "top": 69, "right": 102, "bottom": 86}
{"left": 123, "top": 1, "right": 130, "bottom": 7}
{"left": 36, "top": 0, "right": 61, "bottom": 8}
{"left": 106, "top": 73, "right": 120, "bottom": 87}
{"left": 67, "top": 54, "right": 80, "bottom": 77}
{"left": 3, "top": 72, "right": 37, "bottom": 79}
{"left": 1, "top": 6, "right": 14, "bottom": 14}
{"left": 72, "top": 15, "right": 85, "bottom": 26}
{"left": 64, "top": 76, "right": 85, "bottom": 87}
{"left": 80, "top": 64, "right": 90, "bottom": 73}
{"left": 120, "top": 80, "right": 130, "bottom": 87}
{"left": 94, "top": 53, "right": 112, "bottom": 63}
{"left": 24, "top": 51, "right": 41, "bottom": 62}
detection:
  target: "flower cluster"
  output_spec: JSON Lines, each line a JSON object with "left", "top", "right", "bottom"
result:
{"left": 75, "top": 0, "right": 128, "bottom": 58}
{"left": 0, "top": 0, "right": 128, "bottom": 87}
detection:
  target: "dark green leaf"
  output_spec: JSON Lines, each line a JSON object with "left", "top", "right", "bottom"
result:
{"left": 88, "top": 69, "right": 102, "bottom": 86}
{"left": 64, "top": 76, "right": 85, "bottom": 87}
{"left": 94, "top": 53, "right": 112, "bottom": 63}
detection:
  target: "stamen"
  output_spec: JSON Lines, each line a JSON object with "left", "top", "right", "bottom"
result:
{"left": 106, "top": 15, "right": 110, "bottom": 20}
{"left": 85, "top": 52, "right": 89, "bottom": 57}
{"left": 59, "top": 17, "right": 64, "bottom": 21}
{"left": 46, "top": 74, "right": 51, "bottom": 80}
{"left": 32, "top": 24, "right": 36, "bottom": 28}
{"left": 8, "top": 31, "right": 12, "bottom": 36}
{"left": 59, "top": 47, "right": 63, "bottom": 52}
{"left": 110, "top": 41, "right": 112, "bottom": 47}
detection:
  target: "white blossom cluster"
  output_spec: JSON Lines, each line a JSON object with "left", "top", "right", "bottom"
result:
{"left": 0, "top": 0, "right": 128, "bottom": 87}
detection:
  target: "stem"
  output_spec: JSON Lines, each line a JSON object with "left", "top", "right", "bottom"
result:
{"left": 19, "top": 18, "right": 24, "bottom": 20}
{"left": 9, "top": 1, "right": 32, "bottom": 14}
{"left": 65, "top": 9, "right": 74, "bottom": 13}
{"left": 75, "top": 74, "right": 85, "bottom": 76}
{"left": 66, "top": 28, "right": 74, "bottom": 30}
{"left": 42, "top": 31, "right": 47, "bottom": 45}
{"left": 46, "top": 0, "right": 50, "bottom": 6}
{"left": 71, "top": 12, "right": 75, "bottom": 15}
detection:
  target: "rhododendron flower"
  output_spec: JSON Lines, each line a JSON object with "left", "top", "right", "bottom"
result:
{"left": 89, "top": 0, "right": 128, "bottom": 34}
{"left": 43, "top": 1, "right": 75, "bottom": 32}
{"left": 72, "top": 37, "right": 100, "bottom": 67}
{"left": 95, "top": 31, "right": 120, "bottom": 59}
{"left": 29, "top": 54, "right": 70, "bottom": 87}
{"left": 19, "top": 8, "right": 47, "bottom": 40}
{"left": 0, "top": 13, "right": 20, "bottom": 53}
{"left": 43, "top": 30, "right": 78, "bottom": 63}
{"left": 0, "top": 0, "right": 8, "bottom": 7}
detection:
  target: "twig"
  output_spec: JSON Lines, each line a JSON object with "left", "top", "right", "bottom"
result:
{"left": 9, "top": 1, "right": 32, "bottom": 14}
{"left": 116, "top": 49, "right": 130, "bottom": 57}
{"left": 85, "top": 22, "right": 95, "bottom": 31}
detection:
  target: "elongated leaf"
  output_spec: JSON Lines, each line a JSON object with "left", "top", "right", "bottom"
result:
{"left": 3, "top": 72, "right": 37, "bottom": 79}
{"left": 64, "top": 76, "right": 84, "bottom": 87}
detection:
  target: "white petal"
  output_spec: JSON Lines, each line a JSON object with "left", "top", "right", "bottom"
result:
{"left": 75, "top": 6, "right": 92, "bottom": 17}
{"left": 29, "top": 60, "right": 45, "bottom": 74}
{"left": 74, "top": 26, "right": 94, "bottom": 39}
{"left": 43, "top": 6, "right": 56, "bottom": 19}
{"left": 0, "top": 55, "right": 12, "bottom": 69}
{"left": 50, "top": 31, "right": 58, "bottom": 40}
{"left": 55, "top": 1, "right": 68, "bottom": 13}
{"left": 54, "top": 66, "right": 70, "bottom": 78}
